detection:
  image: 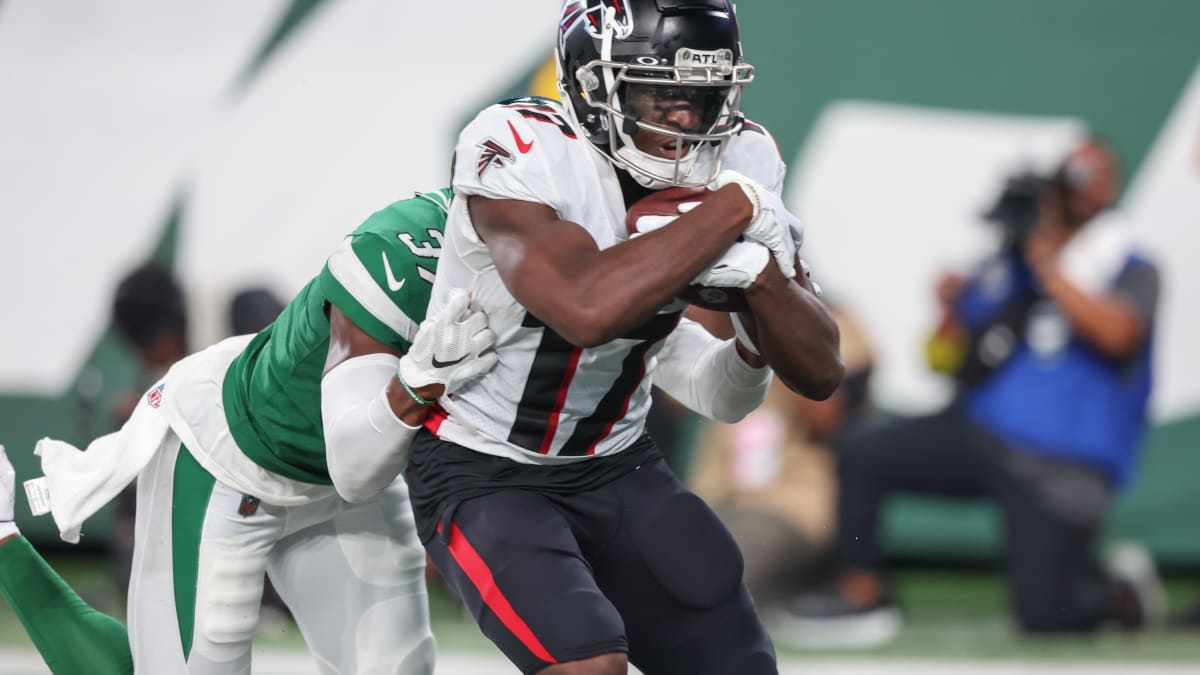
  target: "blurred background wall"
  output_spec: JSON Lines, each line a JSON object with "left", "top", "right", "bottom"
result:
{"left": 0, "top": 0, "right": 1196, "bottom": 562}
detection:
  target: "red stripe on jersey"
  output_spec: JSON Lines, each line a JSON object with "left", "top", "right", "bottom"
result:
{"left": 439, "top": 522, "right": 557, "bottom": 665}
{"left": 585, "top": 357, "right": 648, "bottom": 456}
{"left": 539, "top": 346, "right": 584, "bottom": 454}
{"left": 584, "top": 325, "right": 674, "bottom": 455}
{"left": 424, "top": 401, "right": 449, "bottom": 436}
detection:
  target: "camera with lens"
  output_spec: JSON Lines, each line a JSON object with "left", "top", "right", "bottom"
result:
{"left": 982, "top": 170, "right": 1061, "bottom": 242}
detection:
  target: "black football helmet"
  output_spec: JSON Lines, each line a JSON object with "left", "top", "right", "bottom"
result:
{"left": 556, "top": 0, "right": 754, "bottom": 188}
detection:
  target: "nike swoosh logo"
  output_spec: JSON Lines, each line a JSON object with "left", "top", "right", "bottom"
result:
{"left": 507, "top": 120, "right": 534, "bottom": 154}
{"left": 381, "top": 252, "right": 406, "bottom": 292}
{"left": 431, "top": 354, "right": 468, "bottom": 368}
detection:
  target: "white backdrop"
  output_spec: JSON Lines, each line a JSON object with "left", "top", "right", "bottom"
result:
{"left": 0, "top": 0, "right": 556, "bottom": 392}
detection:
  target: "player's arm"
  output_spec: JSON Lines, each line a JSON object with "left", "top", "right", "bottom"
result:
{"left": 319, "top": 311, "right": 428, "bottom": 502}
{"left": 469, "top": 187, "right": 752, "bottom": 347}
{"left": 653, "top": 318, "right": 772, "bottom": 423}
{"left": 0, "top": 449, "right": 135, "bottom": 675}
{"left": 323, "top": 307, "right": 435, "bottom": 422}
{"left": 320, "top": 291, "right": 495, "bottom": 502}
{"left": 737, "top": 259, "right": 843, "bottom": 400}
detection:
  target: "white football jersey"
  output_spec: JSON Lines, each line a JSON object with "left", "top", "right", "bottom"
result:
{"left": 430, "top": 98, "right": 786, "bottom": 465}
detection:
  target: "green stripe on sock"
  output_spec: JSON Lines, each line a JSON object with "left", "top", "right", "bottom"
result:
{"left": 172, "top": 446, "right": 216, "bottom": 660}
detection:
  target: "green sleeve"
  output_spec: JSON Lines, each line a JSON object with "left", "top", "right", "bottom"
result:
{"left": 319, "top": 232, "right": 438, "bottom": 352}
{"left": 0, "top": 536, "right": 134, "bottom": 675}
{"left": 319, "top": 192, "right": 447, "bottom": 351}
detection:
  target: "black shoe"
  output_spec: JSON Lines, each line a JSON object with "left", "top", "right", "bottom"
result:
{"left": 766, "top": 587, "right": 902, "bottom": 650}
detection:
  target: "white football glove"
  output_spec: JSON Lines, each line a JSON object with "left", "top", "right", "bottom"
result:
{"left": 712, "top": 170, "right": 801, "bottom": 279}
{"left": 0, "top": 446, "right": 14, "bottom": 522}
{"left": 693, "top": 241, "right": 770, "bottom": 289}
{"left": 398, "top": 289, "right": 498, "bottom": 396}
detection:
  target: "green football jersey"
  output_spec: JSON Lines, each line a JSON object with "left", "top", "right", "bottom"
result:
{"left": 221, "top": 189, "right": 451, "bottom": 485}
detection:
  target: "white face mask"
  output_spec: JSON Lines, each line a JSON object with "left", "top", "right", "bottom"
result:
{"left": 562, "top": 15, "right": 754, "bottom": 189}
{"left": 613, "top": 137, "right": 716, "bottom": 189}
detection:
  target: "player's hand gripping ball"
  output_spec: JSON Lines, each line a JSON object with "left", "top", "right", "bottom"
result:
{"left": 625, "top": 186, "right": 759, "bottom": 312}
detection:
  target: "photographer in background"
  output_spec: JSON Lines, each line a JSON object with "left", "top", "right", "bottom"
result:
{"left": 775, "top": 138, "right": 1164, "bottom": 648}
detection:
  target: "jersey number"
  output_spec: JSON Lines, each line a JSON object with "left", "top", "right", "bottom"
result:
{"left": 397, "top": 228, "right": 442, "bottom": 284}
{"left": 507, "top": 312, "right": 680, "bottom": 456}
{"left": 502, "top": 98, "right": 577, "bottom": 139}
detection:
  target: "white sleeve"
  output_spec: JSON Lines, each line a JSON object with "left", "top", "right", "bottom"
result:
{"left": 724, "top": 120, "right": 788, "bottom": 194}
{"left": 320, "top": 354, "right": 419, "bottom": 503}
{"left": 451, "top": 104, "right": 569, "bottom": 214}
{"left": 652, "top": 318, "right": 772, "bottom": 423}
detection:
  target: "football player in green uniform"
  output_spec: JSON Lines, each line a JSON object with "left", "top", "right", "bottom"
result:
{"left": 10, "top": 189, "right": 497, "bottom": 674}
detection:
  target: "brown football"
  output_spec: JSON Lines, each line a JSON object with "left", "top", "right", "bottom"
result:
{"left": 625, "top": 186, "right": 750, "bottom": 312}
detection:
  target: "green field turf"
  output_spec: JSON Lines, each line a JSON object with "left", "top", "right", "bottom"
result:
{"left": 3, "top": 554, "right": 1199, "bottom": 664}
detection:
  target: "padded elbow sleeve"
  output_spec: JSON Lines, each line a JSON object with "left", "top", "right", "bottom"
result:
{"left": 321, "top": 354, "right": 420, "bottom": 503}
{"left": 655, "top": 319, "right": 772, "bottom": 423}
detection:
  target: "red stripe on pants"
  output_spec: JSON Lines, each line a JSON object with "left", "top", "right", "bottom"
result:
{"left": 439, "top": 522, "right": 557, "bottom": 665}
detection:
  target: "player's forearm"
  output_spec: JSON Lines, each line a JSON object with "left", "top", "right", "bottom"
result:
{"left": 322, "top": 355, "right": 422, "bottom": 502}
{"left": 745, "top": 265, "right": 843, "bottom": 400}
{"left": 537, "top": 186, "right": 752, "bottom": 346}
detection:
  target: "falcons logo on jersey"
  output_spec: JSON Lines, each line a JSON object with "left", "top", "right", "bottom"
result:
{"left": 477, "top": 138, "right": 514, "bottom": 177}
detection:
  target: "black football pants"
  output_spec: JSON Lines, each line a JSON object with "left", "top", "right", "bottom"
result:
{"left": 424, "top": 457, "right": 777, "bottom": 675}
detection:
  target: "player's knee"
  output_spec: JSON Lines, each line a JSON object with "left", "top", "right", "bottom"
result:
{"left": 197, "top": 552, "right": 268, "bottom": 650}
{"left": 539, "top": 652, "right": 627, "bottom": 675}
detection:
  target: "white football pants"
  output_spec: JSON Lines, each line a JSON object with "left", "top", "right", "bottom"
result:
{"left": 127, "top": 437, "right": 435, "bottom": 674}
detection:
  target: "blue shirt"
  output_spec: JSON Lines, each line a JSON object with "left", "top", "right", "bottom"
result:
{"left": 956, "top": 249, "right": 1158, "bottom": 486}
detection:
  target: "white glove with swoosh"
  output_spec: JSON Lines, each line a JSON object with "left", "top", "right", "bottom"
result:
{"left": 399, "top": 289, "right": 498, "bottom": 395}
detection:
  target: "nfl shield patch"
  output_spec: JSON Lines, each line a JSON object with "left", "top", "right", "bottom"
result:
{"left": 238, "top": 495, "right": 261, "bottom": 518}
{"left": 146, "top": 383, "right": 165, "bottom": 409}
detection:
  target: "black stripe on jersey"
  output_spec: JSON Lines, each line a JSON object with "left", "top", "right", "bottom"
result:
{"left": 558, "top": 312, "right": 681, "bottom": 457}
{"left": 507, "top": 313, "right": 581, "bottom": 453}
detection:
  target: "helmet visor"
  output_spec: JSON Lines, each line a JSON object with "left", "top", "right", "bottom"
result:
{"left": 619, "top": 81, "right": 735, "bottom": 136}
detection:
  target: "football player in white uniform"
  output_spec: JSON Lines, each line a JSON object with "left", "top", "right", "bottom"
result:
{"left": 2, "top": 186, "right": 801, "bottom": 674}
{"left": 405, "top": 1, "right": 843, "bottom": 674}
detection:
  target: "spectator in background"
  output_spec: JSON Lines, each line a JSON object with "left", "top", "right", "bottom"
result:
{"left": 111, "top": 264, "right": 189, "bottom": 398}
{"left": 689, "top": 305, "right": 874, "bottom": 609}
{"left": 108, "top": 264, "right": 190, "bottom": 599}
{"left": 776, "top": 138, "right": 1164, "bottom": 647}
{"left": 229, "top": 286, "right": 286, "bottom": 336}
